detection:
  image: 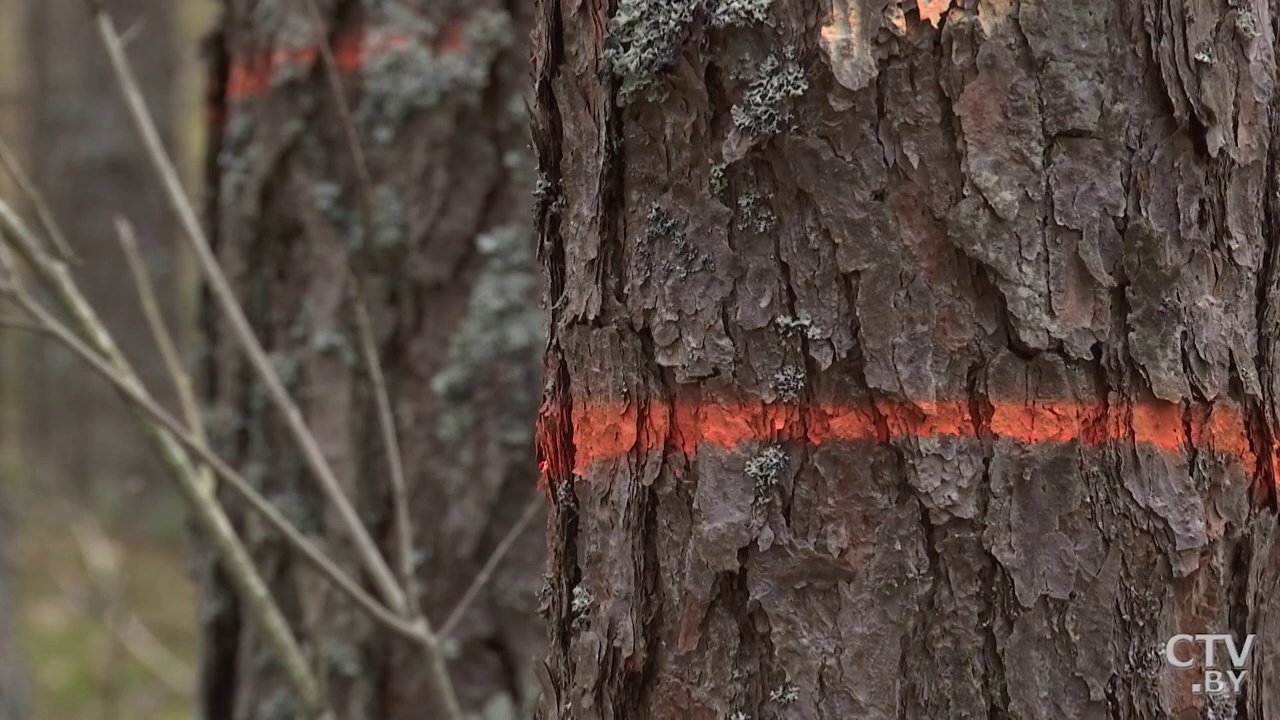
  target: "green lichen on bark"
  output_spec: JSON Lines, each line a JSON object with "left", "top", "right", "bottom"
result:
{"left": 736, "top": 191, "right": 776, "bottom": 232}
{"left": 604, "top": 0, "right": 699, "bottom": 105}
{"left": 431, "top": 225, "right": 542, "bottom": 447}
{"left": 768, "top": 683, "right": 799, "bottom": 706}
{"left": 775, "top": 312, "right": 820, "bottom": 338}
{"left": 707, "top": 0, "right": 773, "bottom": 27}
{"left": 369, "top": 184, "right": 407, "bottom": 251}
{"left": 645, "top": 203, "right": 715, "bottom": 278}
{"left": 358, "top": 6, "right": 514, "bottom": 143}
{"left": 709, "top": 161, "right": 729, "bottom": 197}
{"left": 745, "top": 445, "right": 786, "bottom": 507}
{"left": 772, "top": 365, "right": 805, "bottom": 401}
{"left": 731, "top": 50, "right": 808, "bottom": 136}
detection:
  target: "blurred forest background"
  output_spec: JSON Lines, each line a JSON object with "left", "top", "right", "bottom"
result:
{"left": 1, "top": 1, "right": 233, "bottom": 717}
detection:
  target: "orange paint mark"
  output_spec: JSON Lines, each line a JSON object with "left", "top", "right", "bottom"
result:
{"left": 1130, "top": 400, "right": 1185, "bottom": 452}
{"left": 917, "top": 0, "right": 954, "bottom": 27}
{"left": 221, "top": 21, "right": 462, "bottom": 105}
{"left": 820, "top": 0, "right": 858, "bottom": 45}
{"left": 554, "top": 397, "right": 1265, "bottom": 484}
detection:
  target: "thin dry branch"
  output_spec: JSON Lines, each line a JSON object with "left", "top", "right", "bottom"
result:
{"left": 89, "top": 1, "right": 406, "bottom": 616}
{"left": 0, "top": 135, "right": 79, "bottom": 264}
{"left": 0, "top": 197, "right": 333, "bottom": 720}
{"left": 0, "top": 291, "right": 423, "bottom": 645}
{"left": 439, "top": 497, "right": 542, "bottom": 640}
{"left": 300, "top": 0, "right": 424, "bottom": 619}
{"left": 115, "top": 217, "right": 213, "bottom": 495}
{"left": 301, "top": 5, "right": 462, "bottom": 718}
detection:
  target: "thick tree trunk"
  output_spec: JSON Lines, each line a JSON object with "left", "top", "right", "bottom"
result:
{"left": 532, "top": 1, "right": 1280, "bottom": 718}
{"left": 199, "top": 2, "right": 543, "bottom": 718}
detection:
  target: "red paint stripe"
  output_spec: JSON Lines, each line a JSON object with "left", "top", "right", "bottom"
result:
{"left": 222, "top": 21, "right": 467, "bottom": 103}
{"left": 558, "top": 397, "right": 1264, "bottom": 481}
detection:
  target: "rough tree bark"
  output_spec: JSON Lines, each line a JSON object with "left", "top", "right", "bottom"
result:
{"left": 532, "top": 1, "right": 1280, "bottom": 718}
{"left": 199, "top": 1, "right": 543, "bottom": 719}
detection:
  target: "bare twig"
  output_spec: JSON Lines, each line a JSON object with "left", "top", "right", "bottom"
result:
{"left": 0, "top": 135, "right": 79, "bottom": 264}
{"left": 302, "top": 0, "right": 375, "bottom": 226}
{"left": 115, "top": 217, "right": 213, "bottom": 495}
{"left": 90, "top": 1, "right": 406, "bottom": 616}
{"left": 0, "top": 197, "right": 333, "bottom": 720}
{"left": 350, "top": 298, "right": 420, "bottom": 604}
{"left": 439, "top": 498, "right": 542, "bottom": 640}
{"left": 299, "top": 0, "right": 424, "bottom": 616}
{"left": 0, "top": 315, "right": 48, "bottom": 335}
{"left": 301, "top": 5, "right": 461, "bottom": 718}
{"left": 0, "top": 290, "right": 422, "bottom": 646}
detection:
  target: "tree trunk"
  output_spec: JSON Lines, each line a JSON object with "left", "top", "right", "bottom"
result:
{"left": 0, "top": 501, "right": 22, "bottom": 720}
{"left": 28, "top": 0, "right": 177, "bottom": 503}
{"left": 199, "top": 2, "right": 543, "bottom": 719}
{"left": 532, "top": 1, "right": 1280, "bottom": 718}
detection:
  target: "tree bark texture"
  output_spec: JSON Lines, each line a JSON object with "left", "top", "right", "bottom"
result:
{"left": 532, "top": 1, "right": 1280, "bottom": 718}
{"left": 200, "top": 1, "right": 543, "bottom": 719}
{"left": 28, "top": 0, "right": 177, "bottom": 498}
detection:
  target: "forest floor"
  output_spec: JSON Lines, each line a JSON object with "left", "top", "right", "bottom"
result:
{"left": 12, "top": 485, "right": 196, "bottom": 720}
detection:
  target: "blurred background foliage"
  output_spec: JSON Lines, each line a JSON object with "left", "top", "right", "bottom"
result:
{"left": 0, "top": 1, "right": 220, "bottom": 717}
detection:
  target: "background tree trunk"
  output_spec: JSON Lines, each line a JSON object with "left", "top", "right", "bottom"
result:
{"left": 199, "top": 2, "right": 544, "bottom": 718}
{"left": 0, "top": 0, "right": 27, "bottom": 710}
{"left": 27, "top": 0, "right": 178, "bottom": 509}
{"left": 0, "top": 503, "right": 22, "bottom": 720}
{"left": 532, "top": 1, "right": 1280, "bottom": 718}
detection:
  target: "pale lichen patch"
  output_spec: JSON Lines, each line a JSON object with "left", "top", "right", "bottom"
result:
{"left": 604, "top": 0, "right": 700, "bottom": 105}
{"left": 357, "top": 7, "right": 514, "bottom": 143}
{"left": 746, "top": 445, "right": 786, "bottom": 507}
{"left": 707, "top": 0, "right": 773, "bottom": 27}
{"left": 730, "top": 50, "right": 809, "bottom": 137}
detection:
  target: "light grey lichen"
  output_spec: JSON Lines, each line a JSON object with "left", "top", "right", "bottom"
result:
{"left": 358, "top": 7, "right": 514, "bottom": 143}
{"left": 736, "top": 191, "right": 777, "bottom": 232}
{"left": 775, "top": 312, "right": 822, "bottom": 339}
{"left": 707, "top": 0, "right": 773, "bottom": 27}
{"left": 321, "top": 639, "right": 362, "bottom": 679}
{"left": 1203, "top": 691, "right": 1236, "bottom": 720}
{"left": 571, "top": 585, "right": 593, "bottom": 616}
{"left": 257, "top": 687, "right": 301, "bottom": 720}
{"left": 768, "top": 683, "right": 799, "bottom": 706}
{"left": 309, "top": 328, "right": 357, "bottom": 366}
{"left": 746, "top": 445, "right": 786, "bottom": 507}
{"left": 646, "top": 204, "right": 714, "bottom": 279}
{"left": 729, "top": 712, "right": 750, "bottom": 720}
{"left": 773, "top": 365, "right": 806, "bottom": 402}
{"left": 709, "top": 161, "right": 729, "bottom": 197}
{"left": 269, "top": 11, "right": 318, "bottom": 87}
{"left": 311, "top": 181, "right": 342, "bottom": 215}
{"left": 731, "top": 50, "right": 809, "bottom": 136}
{"left": 604, "top": 0, "right": 700, "bottom": 105}
{"left": 431, "top": 224, "right": 542, "bottom": 449}
{"left": 1236, "top": 9, "right": 1260, "bottom": 40}
{"left": 370, "top": 184, "right": 407, "bottom": 251}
